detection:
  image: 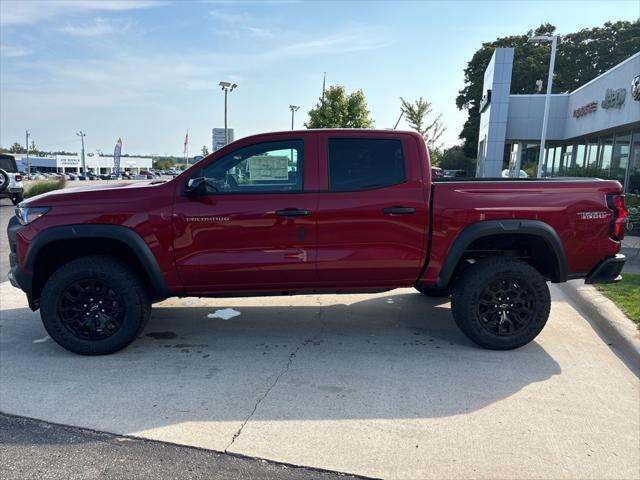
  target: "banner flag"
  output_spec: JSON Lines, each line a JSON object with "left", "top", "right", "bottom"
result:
{"left": 113, "top": 138, "right": 122, "bottom": 176}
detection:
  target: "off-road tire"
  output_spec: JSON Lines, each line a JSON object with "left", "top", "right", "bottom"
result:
{"left": 0, "top": 169, "right": 9, "bottom": 191}
{"left": 40, "top": 256, "right": 151, "bottom": 355}
{"left": 415, "top": 285, "right": 451, "bottom": 297}
{"left": 451, "top": 258, "right": 550, "bottom": 350}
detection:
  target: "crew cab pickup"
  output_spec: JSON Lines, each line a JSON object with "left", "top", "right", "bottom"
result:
{"left": 7, "top": 130, "right": 628, "bottom": 355}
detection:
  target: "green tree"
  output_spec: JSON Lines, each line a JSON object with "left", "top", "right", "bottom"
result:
{"left": 400, "top": 97, "right": 445, "bottom": 152}
{"left": 306, "top": 85, "right": 373, "bottom": 128}
{"left": 456, "top": 20, "right": 640, "bottom": 157}
{"left": 8, "top": 142, "right": 23, "bottom": 153}
{"left": 439, "top": 145, "right": 477, "bottom": 175}
{"left": 29, "top": 140, "right": 38, "bottom": 155}
{"left": 201, "top": 145, "right": 209, "bottom": 156}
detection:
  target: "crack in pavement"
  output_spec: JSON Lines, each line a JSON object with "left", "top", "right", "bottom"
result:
{"left": 224, "top": 300, "right": 326, "bottom": 453}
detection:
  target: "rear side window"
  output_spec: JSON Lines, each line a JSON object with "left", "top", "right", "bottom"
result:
{"left": 328, "top": 139, "right": 405, "bottom": 191}
{"left": 0, "top": 155, "right": 18, "bottom": 172}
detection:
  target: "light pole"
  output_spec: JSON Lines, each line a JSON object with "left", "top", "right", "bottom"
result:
{"left": 25, "top": 130, "right": 30, "bottom": 176}
{"left": 219, "top": 81, "right": 237, "bottom": 146}
{"left": 76, "top": 131, "right": 86, "bottom": 175}
{"left": 289, "top": 105, "right": 300, "bottom": 130}
{"left": 527, "top": 34, "right": 559, "bottom": 178}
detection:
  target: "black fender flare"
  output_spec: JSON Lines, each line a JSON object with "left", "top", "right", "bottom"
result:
{"left": 25, "top": 224, "right": 171, "bottom": 299}
{"left": 436, "top": 219, "right": 567, "bottom": 287}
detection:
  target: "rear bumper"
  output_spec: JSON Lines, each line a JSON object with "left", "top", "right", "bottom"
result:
{"left": 585, "top": 254, "right": 626, "bottom": 284}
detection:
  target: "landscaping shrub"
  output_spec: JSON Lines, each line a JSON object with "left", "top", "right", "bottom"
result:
{"left": 24, "top": 178, "right": 66, "bottom": 198}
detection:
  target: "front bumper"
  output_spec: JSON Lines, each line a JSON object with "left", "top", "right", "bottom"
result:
{"left": 7, "top": 215, "right": 34, "bottom": 308}
{"left": 585, "top": 254, "right": 626, "bottom": 284}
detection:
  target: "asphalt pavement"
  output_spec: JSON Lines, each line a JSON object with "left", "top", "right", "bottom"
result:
{"left": 1, "top": 197, "right": 639, "bottom": 479}
{"left": 1, "top": 414, "right": 362, "bottom": 480}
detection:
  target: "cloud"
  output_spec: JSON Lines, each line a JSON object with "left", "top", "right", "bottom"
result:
{"left": 59, "top": 17, "right": 130, "bottom": 37}
{"left": 209, "top": 9, "right": 274, "bottom": 38}
{"left": 0, "top": 45, "right": 32, "bottom": 58}
{"left": 0, "top": 0, "right": 159, "bottom": 26}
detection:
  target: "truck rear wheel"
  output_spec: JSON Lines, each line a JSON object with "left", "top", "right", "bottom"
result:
{"left": 40, "top": 256, "right": 151, "bottom": 355}
{"left": 451, "top": 258, "right": 550, "bottom": 350}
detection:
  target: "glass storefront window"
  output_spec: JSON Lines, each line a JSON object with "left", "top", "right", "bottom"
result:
{"left": 561, "top": 145, "right": 574, "bottom": 172}
{"left": 611, "top": 133, "right": 631, "bottom": 184}
{"left": 599, "top": 137, "right": 613, "bottom": 175}
{"left": 574, "top": 144, "right": 586, "bottom": 168}
{"left": 629, "top": 131, "right": 640, "bottom": 194}
{"left": 585, "top": 140, "right": 599, "bottom": 168}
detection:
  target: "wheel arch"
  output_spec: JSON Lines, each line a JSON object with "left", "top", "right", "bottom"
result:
{"left": 436, "top": 220, "right": 567, "bottom": 288}
{"left": 26, "top": 224, "right": 170, "bottom": 305}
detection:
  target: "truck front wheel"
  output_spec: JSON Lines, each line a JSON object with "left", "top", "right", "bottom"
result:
{"left": 40, "top": 256, "right": 151, "bottom": 355}
{"left": 451, "top": 258, "right": 550, "bottom": 350}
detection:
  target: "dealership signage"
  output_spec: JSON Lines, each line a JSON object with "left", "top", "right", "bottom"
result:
{"left": 59, "top": 157, "right": 79, "bottom": 166}
{"left": 632, "top": 75, "right": 640, "bottom": 101}
{"left": 601, "top": 88, "right": 626, "bottom": 109}
{"left": 479, "top": 89, "right": 491, "bottom": 112}
{"left": 573, "top": 101, "right": 597, "bottom": 119}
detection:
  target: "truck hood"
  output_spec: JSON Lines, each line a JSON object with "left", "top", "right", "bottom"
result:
{"left": 22, "top": 180, "right": 170, "bottom": 206}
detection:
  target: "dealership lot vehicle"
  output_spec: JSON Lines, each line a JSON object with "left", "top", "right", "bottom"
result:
{"left": 7, "top": 129, "right": 628, "bottom": 355}
{"left": 0, "top": 154, "right": 24, "bottom": 206}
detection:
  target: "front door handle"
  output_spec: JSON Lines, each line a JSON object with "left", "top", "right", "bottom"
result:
{"left": 276, "top": 208, "right": 310, "bottom": 217}
{"left": 383, "top": 207, "right": 416, "bottom": 215}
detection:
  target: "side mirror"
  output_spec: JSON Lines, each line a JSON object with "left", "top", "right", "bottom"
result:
{"left": 185, "top": 177, "right": 208, "bottom": 197}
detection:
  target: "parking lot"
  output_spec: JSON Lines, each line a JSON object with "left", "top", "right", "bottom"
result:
{"left": 0, "top": 199, "right": 638, "bottom": 479}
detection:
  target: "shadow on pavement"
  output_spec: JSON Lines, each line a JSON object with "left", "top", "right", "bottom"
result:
{"left": 0, "top": 290, "right": 561, "bottom": 444}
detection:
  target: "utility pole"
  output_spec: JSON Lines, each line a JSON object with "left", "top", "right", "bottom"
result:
{"left": 289, "top": 105, "right": 300, "bottom": 130}
{"left": 25, "top": 130, "right": 30, "bottom": 176}
{"left": 527, "top": 35, "right": 559, "bottom": 178}
{"left": 76, "top": 131, "right": 86, "bottom": 174}
{"left": 219, "top": 81, "right": 237, "bottom": 146}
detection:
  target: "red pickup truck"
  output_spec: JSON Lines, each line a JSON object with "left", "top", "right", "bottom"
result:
{"left": 7, "top": 130, "right": 627, "bottom": 355}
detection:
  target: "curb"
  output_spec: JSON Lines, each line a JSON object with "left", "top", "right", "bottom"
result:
{"left": 559, "top": 280, "right": 640, "bottom": 373}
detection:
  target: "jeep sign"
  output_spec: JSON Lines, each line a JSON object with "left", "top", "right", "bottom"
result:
{"left": 601, "top": 88, "right": 626, "bottom": 109}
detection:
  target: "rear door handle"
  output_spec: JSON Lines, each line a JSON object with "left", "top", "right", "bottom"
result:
{"left": 383, "top": 207, "right": 416, "bottom": 215}
{"left": 276, "top": 208, "right": 310, "bottom": 217}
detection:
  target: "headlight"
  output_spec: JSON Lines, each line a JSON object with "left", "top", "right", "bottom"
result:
{"left": 15, "top": 206, "right": 50, "bottom": 225}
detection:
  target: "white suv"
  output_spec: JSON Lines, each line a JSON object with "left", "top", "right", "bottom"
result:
{"left": 0, "top": 154, "right": 24, "bottom": 205}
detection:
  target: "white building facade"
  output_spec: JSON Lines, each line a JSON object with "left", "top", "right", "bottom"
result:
{"left": 13, "top": 154, "right": 152, "bottom": 175}
{"left": 477, "top": 50, "right": 640, "bottom": 192}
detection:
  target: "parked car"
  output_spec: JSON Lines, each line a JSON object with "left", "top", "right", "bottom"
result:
{"left": 443, "top": 169, "right": 467, "bottom": 178}
{"left": 0, "top": 154, "right": 24, "bottom": 205}
{"left": 7, "top": 130, "right": 627, "bottom": 355}
{"left": 502, "top": 169, "right": 529, "bottom": 178}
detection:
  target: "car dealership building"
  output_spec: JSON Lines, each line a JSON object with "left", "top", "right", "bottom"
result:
{"left": 12, "top": 153, "right": 152, "bottom": 175}
{"left": 477, "top": 49, "right": 640, "bottom": 192}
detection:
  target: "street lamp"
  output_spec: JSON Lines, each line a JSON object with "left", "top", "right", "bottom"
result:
{"left": 219, "top": 81, "right": 237, "bottom": 145}
{"left": 76, "top": 131, "right": 86, "bottom": 175}
{"left": 527, "top": 34, "right": 559, "bottom": 178}
{"left": 289, "top": 105, "right": 300, "bottom": 130}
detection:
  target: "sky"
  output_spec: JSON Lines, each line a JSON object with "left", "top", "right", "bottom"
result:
{"left": 1, "top": 0, "right": 639, "bottom": 157}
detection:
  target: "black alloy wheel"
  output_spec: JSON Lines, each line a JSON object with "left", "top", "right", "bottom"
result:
{"left": 451, "top": 257, "right": 551, "bottom": 350}
{"left": 40, "top": 256, "right": 151, "bottom": 355}
{"left": 57, "top": 279, "right": 125, "bottom": 340}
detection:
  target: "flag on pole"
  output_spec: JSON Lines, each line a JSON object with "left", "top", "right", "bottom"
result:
{"left": 183, "top": 130, "right": 189, "bottom": 155}
{"left": 113, "top": 138, "right": 122, "bottom": 176}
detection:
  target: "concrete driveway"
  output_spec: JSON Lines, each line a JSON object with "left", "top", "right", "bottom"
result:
{"left": 0, "top": 200, "right": 639, "bottom": 479}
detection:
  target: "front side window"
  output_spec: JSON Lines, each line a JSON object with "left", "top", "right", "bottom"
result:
{"left": 199, "top": 140, "right": 303, "bottom": 193}
{"left": 328, "top": 138, "right": 405, "bottom": 192}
